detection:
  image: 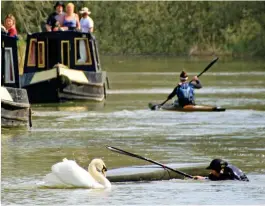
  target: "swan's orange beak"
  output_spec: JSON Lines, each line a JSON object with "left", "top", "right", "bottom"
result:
{"left": 102, "top": 165, "right": 107, "bottom": 177}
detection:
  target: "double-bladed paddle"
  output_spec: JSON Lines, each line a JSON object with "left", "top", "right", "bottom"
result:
{"left": 194, "top": 57, "right": 219, "bottom": 80}
{"left": 106, "top": 146, "right": 193, "bottom": 179}
{"left": 150, "top": 57, "right": 219, "bottom": 110}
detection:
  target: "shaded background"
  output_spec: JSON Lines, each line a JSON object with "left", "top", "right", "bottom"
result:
{"left": 1, "top": 1, "right": 265, "bottom": 56}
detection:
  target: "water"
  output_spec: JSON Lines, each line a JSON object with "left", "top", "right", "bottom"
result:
{"left": 2, "top": 56, "right": 265, "bottom": 205}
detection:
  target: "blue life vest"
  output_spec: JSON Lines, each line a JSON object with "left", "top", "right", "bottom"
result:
{"left": 176, "top": 83, "right": 195, "bottom": 106}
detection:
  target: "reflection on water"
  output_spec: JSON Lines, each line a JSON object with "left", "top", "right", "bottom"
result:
{"left": 2, "top": 57, "right": 265, "bottom": 205}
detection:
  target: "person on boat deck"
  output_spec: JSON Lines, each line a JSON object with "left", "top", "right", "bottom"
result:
{"left": 46, "top": 1, "right": 65, "bottom": 32}
{"left": 194, "top": 159, "right": 249, "bottom": 181}
{"left": 77, "top": 7, "right": 94, "bottom": 63}
{"left": 4, "top": 14, "right": 18, "bottom": 39}
{"left": 79, "top": 7, "right": 94, "bottom": 33}
{"left": 166, "top": 71, "right": 202, "bottom": 107}
{"left": 61, "top": 3, "right": 80, "bottom": 31}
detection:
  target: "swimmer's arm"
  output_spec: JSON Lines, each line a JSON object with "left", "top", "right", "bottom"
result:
{"left": 193, "top": 176, "right": 208, "bottom": 180}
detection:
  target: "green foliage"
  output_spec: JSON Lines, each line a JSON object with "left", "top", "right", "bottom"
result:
{"left": 1, "top": 1, "right": 265, "bottom": 56}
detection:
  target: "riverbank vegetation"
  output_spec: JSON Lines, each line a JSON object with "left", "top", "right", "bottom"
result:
{"left": 2, "top": 1, "right": 265, "bottom": 56}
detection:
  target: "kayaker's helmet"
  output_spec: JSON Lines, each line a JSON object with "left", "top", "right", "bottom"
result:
{"left": 206, "top": 159, "right": 228, "bottom": 172}
{"left": 180, "top": 70, "right": 188, "bottom": 81}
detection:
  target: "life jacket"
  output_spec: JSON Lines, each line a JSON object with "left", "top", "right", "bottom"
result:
{"left": 224, "top": 164, "right": 249, "bottom": 181}
{"left": 208, "top": 164, "right": 249, "bottom": 181}
{"left": 176, "top": 83, "right": 195, "bottom": 106}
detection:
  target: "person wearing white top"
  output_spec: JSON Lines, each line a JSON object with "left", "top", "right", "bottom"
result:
{"left": 79, "top": 7, "right": 94, "bottom": 33}
{"left": 78, "top": 7, "right": 94, "bottom": 63}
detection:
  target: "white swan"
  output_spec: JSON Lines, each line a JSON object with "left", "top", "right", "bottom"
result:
{"left": 43, "top": 158, "right": 111, "bottom": 189}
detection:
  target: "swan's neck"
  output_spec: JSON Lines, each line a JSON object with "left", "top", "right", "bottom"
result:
{"left": 88, "top": 165, "right": 111, "bottom": 188}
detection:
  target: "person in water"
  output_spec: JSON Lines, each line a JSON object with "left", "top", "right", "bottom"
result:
{"left": 46, "top": 1, "right": 65, "bottom": 32}
{"left": 166, "top": 71, "right": 202, "bottom": 107}
{"left": 194, "top": 159, "right": 249, "bottom": 181}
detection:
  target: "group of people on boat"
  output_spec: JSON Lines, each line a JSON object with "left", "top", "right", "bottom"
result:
{"left": 1, "top": 1, "right": 93, "bottom": 39}
{"left": 46, "top": 1, "right": 94, "bottom": 33}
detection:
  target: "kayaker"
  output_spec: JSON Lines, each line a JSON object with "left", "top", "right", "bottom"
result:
{"left": 193, "top": 159, "right": 249, "bottom": 181}
{"left": 166, "top": 71, "right": 202, "bottom": 107}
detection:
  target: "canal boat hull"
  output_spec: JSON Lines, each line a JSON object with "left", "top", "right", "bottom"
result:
{"left": 21, "top": 65, "right": 106, "bottom": 103}
{"left": 1, "top": 87, "right": 31, "bottom": 128}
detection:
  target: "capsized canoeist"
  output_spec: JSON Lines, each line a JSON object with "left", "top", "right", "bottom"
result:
{"left": 193, "top": 159, "right": 249, "bottom": 181}
{"left": 167, "top": 70, "right": 202, "bottom": 107}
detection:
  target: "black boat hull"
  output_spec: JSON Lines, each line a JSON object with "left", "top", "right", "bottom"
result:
{"left": 1, "top": 87, "right": 31, "bottom": 128}
{"left": 21, "top": 66, "right": 106, "bottom": 103}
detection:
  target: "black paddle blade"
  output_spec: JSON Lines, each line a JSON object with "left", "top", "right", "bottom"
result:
{"left": 106, "top": 146, "right": 124, "bottom": 155}
{"left": 148, "top": 103, "right": 160, "bottom": 111}
{"left": 197, "top": 57, "right": 219, "bottom": 78}
{"left": 107, "top": 146, "right": 141, "bottom": 159}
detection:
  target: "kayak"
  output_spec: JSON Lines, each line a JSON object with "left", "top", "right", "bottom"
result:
{"left": 149, "top": 103, "right": 226, "bottom": 112}
{"left": 107, "top": 163, "right": 207, "bottom": 182}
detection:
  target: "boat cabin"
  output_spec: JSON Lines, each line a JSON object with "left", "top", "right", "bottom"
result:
{"left": 1, "top": 32, "right": 31, "bottom": 127}
{"left": 20, "top": 31, "right": 107, "bottom": 103}
{"left": 1, "top": 32, "right": 20, "bottom": 88}
{"left": 23, "top": 31, "right": 101, "bottom": 73}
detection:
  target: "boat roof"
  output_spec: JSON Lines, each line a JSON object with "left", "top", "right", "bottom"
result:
{"left": 28, "top": 31, "right": 94, "bottom": 39}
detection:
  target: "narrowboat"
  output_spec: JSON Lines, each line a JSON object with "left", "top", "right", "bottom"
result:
{"left": 20, "top": 31, "right": 108, "bottom": 103}
{"left": 1, "top": 32, "right": 32, "bottom": 128}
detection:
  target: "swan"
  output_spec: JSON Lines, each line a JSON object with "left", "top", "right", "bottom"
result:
{"left": 43, "top": 158, "right": 111, "bottom": 189}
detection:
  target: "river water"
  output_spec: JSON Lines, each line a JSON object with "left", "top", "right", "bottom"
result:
{"left": 2, "top": 56, "right": 265, "bottom": 205}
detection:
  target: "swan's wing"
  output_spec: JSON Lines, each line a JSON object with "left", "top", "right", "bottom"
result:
{"left": 43, "top": 173, "right": 69, "bottom": 187}
{"left": 51, "top": 159, "right": 103, "bottom": 188}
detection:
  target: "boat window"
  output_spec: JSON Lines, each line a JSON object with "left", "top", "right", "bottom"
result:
{"left": 74, "top": 38, "right": 92, "bottom": 65}
{"left": 38, "top": 41, "right": 45, "bottom": 68}
{"left": 4, "top": 47, "right": 15, "bottom": 83}
{"left": 27, "top": 38, "right": 37, "bottom": 66}
{"left": 61, "top": 41, "right": 70, "bottom": 68}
